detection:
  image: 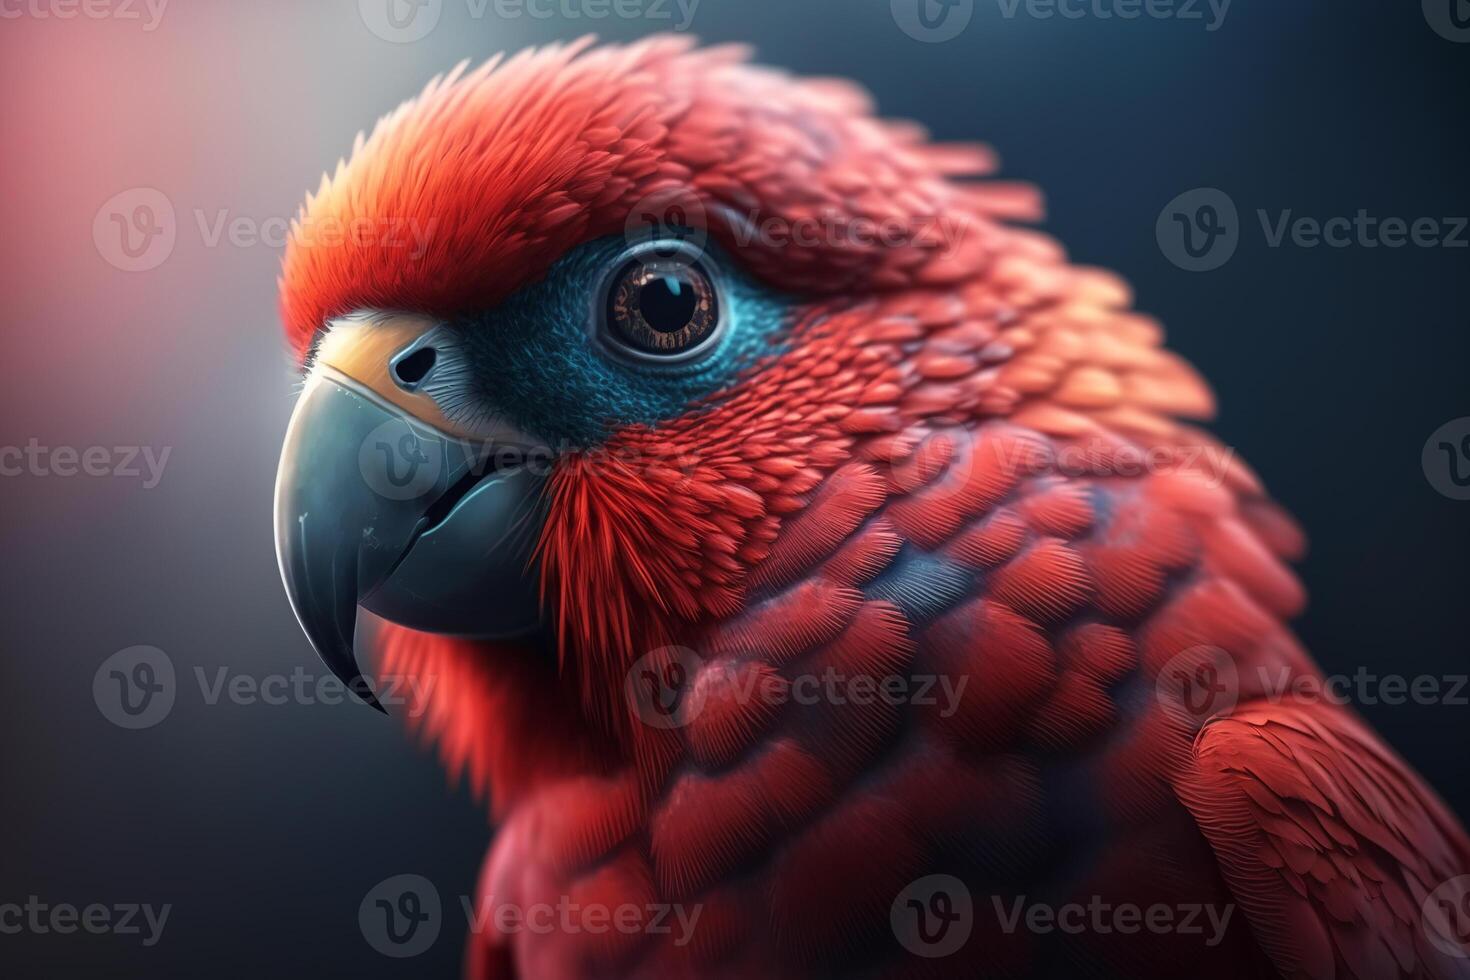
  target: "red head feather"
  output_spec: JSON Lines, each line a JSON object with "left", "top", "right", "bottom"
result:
{"left": 278, "top": 35, "right": 1037, "bottom": 359}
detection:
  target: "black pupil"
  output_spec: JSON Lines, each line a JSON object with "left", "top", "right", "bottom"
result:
{"left": 639, "top": 275, "right": 697, "bottom": 333}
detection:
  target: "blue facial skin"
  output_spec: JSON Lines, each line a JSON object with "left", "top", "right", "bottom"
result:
{"left": 454, "top": 235, "right": 796, "bottom": 450}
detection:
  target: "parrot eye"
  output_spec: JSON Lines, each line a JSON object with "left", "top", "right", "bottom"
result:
{"left": 599, "top": 242, "right": 721, "bottom": 362}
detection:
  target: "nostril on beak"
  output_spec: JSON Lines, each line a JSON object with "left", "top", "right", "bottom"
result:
{"left": 390, "top": 345, "right": 437, "bottom": 390}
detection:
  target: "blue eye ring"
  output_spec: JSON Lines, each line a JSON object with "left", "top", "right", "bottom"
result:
{"left": 593, "top": 239, "right": 726, "bottom": 367}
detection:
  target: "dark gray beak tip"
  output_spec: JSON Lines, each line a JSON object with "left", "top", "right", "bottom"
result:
{"left": 359, "top": 684, "right": 388, "bottom": 714}
{"left": 275, "top": 370, "right": 546, "bottom": 712}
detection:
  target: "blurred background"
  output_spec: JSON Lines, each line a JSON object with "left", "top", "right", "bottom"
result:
{"left": 1, "top": 0, "right": 1466, "bottom": 975}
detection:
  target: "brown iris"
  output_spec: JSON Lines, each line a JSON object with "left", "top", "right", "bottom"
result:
{"left": 606, "top": 257, "right": 718, "bottom": 355}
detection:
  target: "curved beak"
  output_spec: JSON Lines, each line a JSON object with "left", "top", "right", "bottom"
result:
{"left": 273, "top": 315, "right": 548, "bottom": 711}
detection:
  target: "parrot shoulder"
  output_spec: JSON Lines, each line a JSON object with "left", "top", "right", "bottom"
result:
{"left": 1175, "top": 701, "right": 1470, "bottom": 980}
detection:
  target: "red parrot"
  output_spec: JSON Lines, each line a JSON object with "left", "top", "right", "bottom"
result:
{"left": 271, "top": 36, "right": 1470, "bottom": 979}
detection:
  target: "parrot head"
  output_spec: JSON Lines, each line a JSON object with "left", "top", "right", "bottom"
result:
{"left": 272, "top": 35, "right": 1208, "bottom": 792}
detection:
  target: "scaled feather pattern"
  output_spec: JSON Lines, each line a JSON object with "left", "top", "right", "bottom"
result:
{"left": 280, "top": 36, "right": 1470, "bottom": 980}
